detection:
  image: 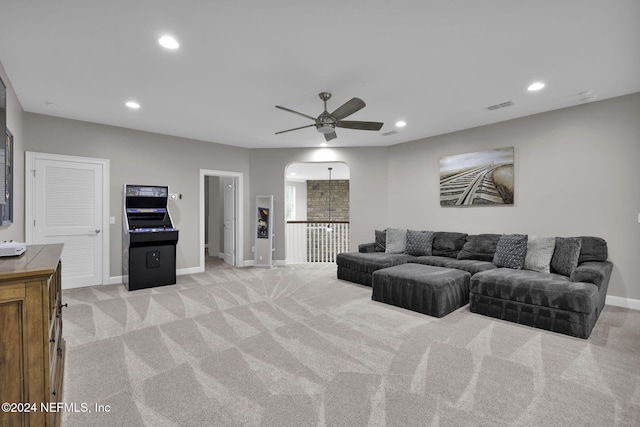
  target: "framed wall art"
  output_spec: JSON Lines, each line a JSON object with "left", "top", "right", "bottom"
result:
{"left": 440, "top": 146, "right": 514, "bottom": 206}
{"left": 0, "top": 129, "right": 12, "bottom": 225}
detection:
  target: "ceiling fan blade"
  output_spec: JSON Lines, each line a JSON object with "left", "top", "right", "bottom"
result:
{"left": 275, "top": 124, "right": 315, "bottom": 135}
{"left": 336, "top": 120, "right": 384, "bottom": 131}
{"left": 331, "top": 98, "right": 366, "bottom": 120}
{"left": 324, "top": 131, "right": 337, "bottom": 142}
{"left": 275, "top": 105, "right": 316, "bottom": 121}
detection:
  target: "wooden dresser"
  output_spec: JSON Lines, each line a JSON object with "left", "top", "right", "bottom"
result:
{"left": 0, "top": 244, "right": 65, "bottom": 427}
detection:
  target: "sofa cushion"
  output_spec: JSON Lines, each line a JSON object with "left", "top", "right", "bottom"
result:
{"left": 551, "top": 237, "right": 582, "bottom": 277}
{"left": 336, "top": 252, "right": 414, "bottom": 275}
{"left": 432, "top": 232, "right": 468, "bottom": 258}
{"left": 405, "top": 230, "right": 434, "bottom": 256}
{"left": 411, "top": 256, "right": 497, "bottom": 276}
{"left": 524, "top": 236, "right": 556, "bottom": 273}
{"left": 576, "top": 236, "right": 608, "bottom": 263}
{"left": 375, "top": 229, "right": 387, "bottom": 252}
{"left": 470, "top": 268, "right": 599, "bottom": 314}
{"left": 385, "top": 228, "right": 407, "bottom": 253}
{"left": 409, "top": 255, "right": 451, "bottom": 268}
{"left": 457, "top": 234, "right": 501, "bottom": 262}
{"left": 358, "top": 242, "right": 377, "bottom": 253}
{"left": 493, "top": 234, "right": 528, "bottom": 269}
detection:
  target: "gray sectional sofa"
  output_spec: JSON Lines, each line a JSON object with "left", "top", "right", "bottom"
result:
{"left": 336, "top": 230, "right": 612, "bottom": 339}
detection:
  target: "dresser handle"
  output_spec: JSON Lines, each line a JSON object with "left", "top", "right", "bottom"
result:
{"left": 56, "top": 302, "right": 68, "bottom": 317}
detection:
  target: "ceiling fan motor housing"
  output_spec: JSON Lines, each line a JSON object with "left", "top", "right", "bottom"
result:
{"left": 317, "top": 111, "right": 336, "bottom": 133}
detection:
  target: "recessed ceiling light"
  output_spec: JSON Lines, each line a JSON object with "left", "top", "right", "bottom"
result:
{"left": 527, "top": 82, "right": 545, "bottom": 91}
{"left": 395, "top": 121, "right": 406, "bottom": 127}
{"left": 125, "top": 101, "right": 141, "bottom": 109}
{"left": 158, "top": 36, "right": 179, "bottom": 49}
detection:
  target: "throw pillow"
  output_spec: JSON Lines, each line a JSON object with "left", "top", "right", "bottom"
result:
{"left": 405, "top": 230, "right": 434, "bottom": 256}
{"left": 385, "top": 228, "right": 407, "bottom": 254}
{"left": 493, "top": 234, "right": 528, "bottom": 269}
{"left": 457, "top": 234, "right": 501, "bottom": 262}
{"left": 432, "top": 232, "right": 468, "bottom": 258}
{"left": 551, "top": 237, "right": 582, "bottom": 277}
{"left": 523, "top": 236, "right": 556, "bottom": 273}
{"left": 575, "top": 236, "right": 608, "bottom": 263}
{"left": 374, "top": 229, "right": 386, "bottom": 252}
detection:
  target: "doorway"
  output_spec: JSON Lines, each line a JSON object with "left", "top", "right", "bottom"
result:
{"left": 284, "top": 162, "right": 350, "bottom": 263}
{"left": 200, "top": 169, "right": 243, "bottom": 269}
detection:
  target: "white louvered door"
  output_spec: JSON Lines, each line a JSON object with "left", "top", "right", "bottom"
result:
{"left": 223, "top": 177, "right": 236, "bottom": 266}
{"left": 33, "top": 157, "right": 103, "bottom": 289}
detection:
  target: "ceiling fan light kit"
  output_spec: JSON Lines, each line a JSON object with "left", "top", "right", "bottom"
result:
{"left": 275, "top": 92, "right": 383, "bottom": 142}
{"left": 317, "top": 124, "right": 335, "bottom": 134}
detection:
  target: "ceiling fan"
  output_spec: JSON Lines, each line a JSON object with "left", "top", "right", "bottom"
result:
{"left": 275, "top": 92, "right": 383, "bottom": 142}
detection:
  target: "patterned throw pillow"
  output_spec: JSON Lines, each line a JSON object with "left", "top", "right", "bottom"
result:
{"left": 405, "top": 230, "right": 434, "bottom": 256}
{"left": 385, "top": 228, "right": 407, "bottom": 254}
{"left": 492, "top": 234, "right": 528, "bottom": 269}
{"left": 551, "top": 237, "right": 582, "bottom": 277}
{"left": 375, "top": 229, "right": 387, "bottom": 252}
{"left": 523, "top": 236, "right": 556, "bottom": 273}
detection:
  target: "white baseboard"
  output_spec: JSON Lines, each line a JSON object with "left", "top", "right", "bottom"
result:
{"left": 178, "top": 266, "right": 205, "bottom": 275}
{"left": 105, "top": 275, "right": 123, "bottom": 285}
{"left": 605, "top": 295, "right": 640, "bottom": 311}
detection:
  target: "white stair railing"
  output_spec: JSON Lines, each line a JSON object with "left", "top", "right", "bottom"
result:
{"left": 286, "top": 221, "right": 350, "bottom": 263}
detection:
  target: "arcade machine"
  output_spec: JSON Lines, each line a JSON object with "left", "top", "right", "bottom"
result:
{"left": 123, "top": 184, "right": 179, "bottom": 290}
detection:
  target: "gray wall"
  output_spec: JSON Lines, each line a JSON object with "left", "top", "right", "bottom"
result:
{"left": 23, "top": 113, "right": 251, "bottom": 276}
{"left": 387, "top": 93, "right": 640, "bottom": 301}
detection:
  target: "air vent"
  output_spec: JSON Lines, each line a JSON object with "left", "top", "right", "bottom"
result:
{"left": 382, "top": 130, "right": 399, "bottom": 136}
{"left": 487, "top": 101, "right": 514, "bottom": 111}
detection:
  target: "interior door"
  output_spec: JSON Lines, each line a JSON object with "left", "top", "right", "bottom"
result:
{"left": 31, "top": 156, "right": 104, "bottom": 289}
{"left": 223, "top": 177, "right": 235, "bottom": 266}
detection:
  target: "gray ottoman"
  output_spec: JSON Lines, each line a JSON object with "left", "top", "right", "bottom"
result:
{"left": 372, "top": 263, "right": 471, "bottom": 318}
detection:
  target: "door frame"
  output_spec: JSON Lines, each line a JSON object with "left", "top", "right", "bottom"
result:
{"left": 199, "top": 169, "right": 243, "bottom": 269}
{"left": 25, "top": 151, "right": 110, "bottom": 285}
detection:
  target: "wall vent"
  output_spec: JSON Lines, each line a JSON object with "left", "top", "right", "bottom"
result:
{"left": 487, "top": 101, "right": 514, "bottom": 111}
{"left": 382, "top": 130, "right": 399, "bottom": 136}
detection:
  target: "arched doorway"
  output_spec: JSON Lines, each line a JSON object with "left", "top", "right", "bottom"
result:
{"left": 284, "top": 162, "right": 350, "bottom": 263}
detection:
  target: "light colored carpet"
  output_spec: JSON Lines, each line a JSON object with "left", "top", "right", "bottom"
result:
{"left": 61, "top": 259, "right": 640, "bottom": 426}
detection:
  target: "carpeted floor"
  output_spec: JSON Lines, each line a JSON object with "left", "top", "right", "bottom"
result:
{"left": 61, "top": 259, "right": 640, "bottom": 426}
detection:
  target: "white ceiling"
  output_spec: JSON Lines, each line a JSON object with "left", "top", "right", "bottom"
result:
{"left": 0, "top": 1, "right": 638, "bottom": 149}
